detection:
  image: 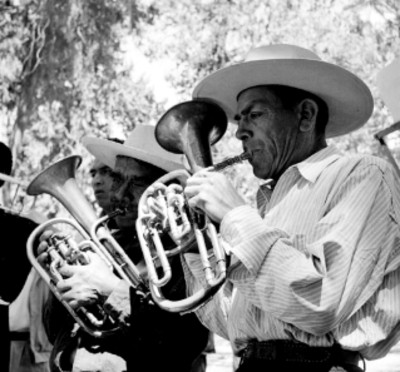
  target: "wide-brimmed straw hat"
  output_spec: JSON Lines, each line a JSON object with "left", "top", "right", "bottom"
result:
{"left": 82, "top": 124, "right": 184, "bottom": 172}
{"left": 192, "top": 44, "right": 373, "bottom": 138}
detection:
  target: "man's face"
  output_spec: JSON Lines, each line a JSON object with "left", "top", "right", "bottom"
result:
{"left": 89, "top": 159, "right": 116, "bottom": 213}
{"left": 110, "top": 156, "right": 157, "bottom": 229}
{"left": 235, "top": 86, "right": 300, "bottom": 179}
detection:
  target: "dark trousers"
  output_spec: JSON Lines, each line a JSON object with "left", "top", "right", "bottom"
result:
{"left": 237, "top": 359, "right": 364, "bottom": 372}
{"left": 237, "top": 340, "right": 365, "bottom": 372}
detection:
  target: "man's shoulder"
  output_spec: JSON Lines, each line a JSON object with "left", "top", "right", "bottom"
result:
{"left": 318, "top": 153, "right": 398, "bottom": 190}
{"left": 335, "top": 153, "right": 395, "bottom": 175}
{"left": 0, "top": 208, "right": 38, "bottom": 230}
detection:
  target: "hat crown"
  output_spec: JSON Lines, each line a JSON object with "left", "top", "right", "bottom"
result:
{"left": 245, "top": 44, "right": 321, "bottom": 63}
{"left": 123, "top": 125, "right": 181, "bottom": 163}
{"left": 82, "top": 124, "right": 184, "bottom": 173}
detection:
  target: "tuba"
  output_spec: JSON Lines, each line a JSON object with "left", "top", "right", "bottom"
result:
{"left": 136, "top": 100, "right": 250, "bottom": 313}
{"left": 26, "top": 155, "right": 148, "bottom": 338}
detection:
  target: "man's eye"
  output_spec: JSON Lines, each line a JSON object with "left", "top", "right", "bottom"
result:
{"left": 99, "top": 168, "right": 112, "bottom": 176}
{"left": 249, "top": 111, "right": 263, "bottom": 120}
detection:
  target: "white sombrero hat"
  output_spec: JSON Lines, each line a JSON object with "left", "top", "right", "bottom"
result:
{"left": 193, "top": 44, "right": 373, "bottom": 138}
{"left": 376, "top": 58, "right": 400, "bottom": 123}
{"left": 82, "top": 124, "right": 184, "bottom": 172}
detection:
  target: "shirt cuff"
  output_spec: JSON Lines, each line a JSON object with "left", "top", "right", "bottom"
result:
{"left": 220, "top": 205, "right": 284, "bottom": 276}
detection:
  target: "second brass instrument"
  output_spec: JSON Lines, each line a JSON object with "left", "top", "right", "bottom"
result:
{"left": 26, "top": 156, "right": 148, "bottom": 338}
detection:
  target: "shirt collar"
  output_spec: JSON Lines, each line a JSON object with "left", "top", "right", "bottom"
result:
{"left": 292, "top": 145, "right": 341, "bottom": 183}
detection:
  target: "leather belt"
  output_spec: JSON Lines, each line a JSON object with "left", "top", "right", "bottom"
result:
{"left": 241, "top": 340, "right": 362, "bottom": 366}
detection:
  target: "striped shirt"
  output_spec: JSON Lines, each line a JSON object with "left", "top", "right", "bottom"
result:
{"left": 184, "top": 145, "right": 400, "bottom": 360}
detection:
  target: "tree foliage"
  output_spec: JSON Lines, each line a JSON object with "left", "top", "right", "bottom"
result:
{"left": 0, "top": 0, "right": 400, "bottom": 214}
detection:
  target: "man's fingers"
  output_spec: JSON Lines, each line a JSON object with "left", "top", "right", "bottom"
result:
{"left": 67, "top": 299, "right": 79, "bottom": 309}
{"left": 56, "top": 278, "right": 72, "bottom": 294}
{"left": 58, "top": 263, "right": 77, "bottom": 278}
{"left": 39, "top": 229, "right": 55, "bottom": 242}
{"left": 187, "top": 195, "right": 205, "bottom": 213}
{"left": 37, "top": 240, "right": 49, "bottom": 256}
{"left": 184, "top": 183, "right": 206, "bottom": 199}
{"left": 185, "top": 172, "right": 210, "bottom": 189}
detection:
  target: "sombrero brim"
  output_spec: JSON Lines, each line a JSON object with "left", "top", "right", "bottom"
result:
{"left": 193, "top": 59, "right": 373, "bottom": 138}
{"left": 81, "top": 137, "right": 184, "bottom": 172}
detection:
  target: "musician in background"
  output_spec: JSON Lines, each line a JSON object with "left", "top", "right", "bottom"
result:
{"left": 0, "top": 141, "right": 51, "bottom": 372}
{"left": 89, "top": 137, "right": 124, "bottom": 216}
{"left": 182, "top": 44, "right": 400, "bottom": 371}
{"left": 39, "top": 125, "right": 209, "bottom": 372}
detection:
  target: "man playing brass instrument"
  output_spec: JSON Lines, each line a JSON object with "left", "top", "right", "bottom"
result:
{"left": 38, "top": 125, "right": 209, "bottom": 372}
{"left": 89, "top": 137, "right": 124, "bottom": 217}
{"left": 182, "top": 44, "right": 400, "bottom": 371}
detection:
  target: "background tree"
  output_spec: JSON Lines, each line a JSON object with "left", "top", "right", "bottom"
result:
{"left": 0, "top": 0, "right": 399, "bottom": 214}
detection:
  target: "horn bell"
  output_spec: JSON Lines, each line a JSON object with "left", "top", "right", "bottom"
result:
{"left": 155, "top": 100, "right": 228, "bottom": 171}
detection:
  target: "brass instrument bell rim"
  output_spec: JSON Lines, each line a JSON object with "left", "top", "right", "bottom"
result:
{"left": 155, "top": 99, "right": 228, "bottom": 154}
{"left": 26, "top": 155, "right": 83, "bottom": 196}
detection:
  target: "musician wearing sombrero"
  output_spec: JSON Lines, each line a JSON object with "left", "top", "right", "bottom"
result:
{"left": 183, "top": 44, "right": 400, "bottom": 371}
{"left": 39, "top": 125, "right": 209, "bottom": 372}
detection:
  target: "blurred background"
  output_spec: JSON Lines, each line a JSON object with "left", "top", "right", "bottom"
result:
{"left": 1, "top": 1, "right": 400, "bottom": 369}
{"left": 1, "top": 0, "right": 400, "bottom": 214}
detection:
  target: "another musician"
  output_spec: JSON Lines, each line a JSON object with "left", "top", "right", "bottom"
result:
{"left": 182, "top": 44, "right": 400, "bottom": 371}
{"left": 89, "top": 137, "right": 124, "bottom": 216}
{"left": 0, "top": 141, "right": 51, "bottom": 372}
{"left": 39, "top": 125, "right": 209, "bottom": 372}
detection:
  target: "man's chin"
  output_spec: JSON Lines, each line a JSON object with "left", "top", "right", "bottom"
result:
{"left": 96, "top": 199, "right": 109, "bottom": 210}
{"left": 253, "top": 165, "right": 271, "bottom": 180}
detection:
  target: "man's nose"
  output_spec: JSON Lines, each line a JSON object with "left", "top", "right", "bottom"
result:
{"left": 235, "top": 119, "right": 251, "bottom": 141}
{"left": 92, "top": 173, "right": 103, "bottom": 186}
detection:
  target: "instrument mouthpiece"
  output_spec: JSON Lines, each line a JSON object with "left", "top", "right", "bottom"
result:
{"left": 211, "top": 152, "right": 251, "bottom": 172}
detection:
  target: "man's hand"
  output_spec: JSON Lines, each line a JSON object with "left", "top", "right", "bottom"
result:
{"left": 37, "top": 230, "right": 120, "bottom": 309}
{"left": 36, "top": 229, "right": 54, "bottom": 268}
{"left": 144, "top": 184, "right": 196, "bottom": 248}
{"left": 184, "top": 170, "right": 246, "bottom": 223}
{"left": 56, "top": 251, "right": 120, "bottom": 309}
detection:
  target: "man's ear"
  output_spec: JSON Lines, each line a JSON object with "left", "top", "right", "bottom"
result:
{"left": 296, "top": 99, "right": 318, "bottom": 132}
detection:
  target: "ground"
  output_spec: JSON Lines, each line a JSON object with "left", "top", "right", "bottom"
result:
{"left": 207, "top": 335, "right": 400, "bottom": 372}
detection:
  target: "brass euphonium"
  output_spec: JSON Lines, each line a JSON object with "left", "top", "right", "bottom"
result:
{"left": 136, "top": 100, "right": 250, "bottom": 313}
{"left": 26, "top": 156, "right": 148, "bottom": 338}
